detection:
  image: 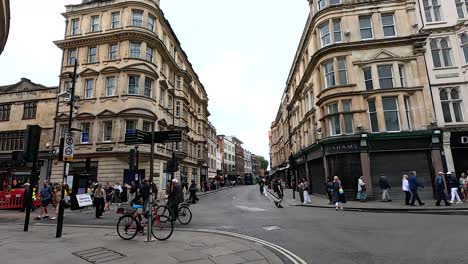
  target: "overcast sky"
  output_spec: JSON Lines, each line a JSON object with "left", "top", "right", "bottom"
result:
{"left": 0, "top": 0, "right": 309, "bottom": 166}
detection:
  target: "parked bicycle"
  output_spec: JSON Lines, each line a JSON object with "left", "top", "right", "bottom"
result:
{"left": 156, "top": 199, "right": 192, "bottom": 225}
{"left": 116, "top": 204, "right": 173, "bottom": 241}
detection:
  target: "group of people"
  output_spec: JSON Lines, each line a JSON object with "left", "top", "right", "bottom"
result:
{"left": 324, "top": 176, "right": 347, "bottom": 210}
{"left": 34, "top": 180, "right": 72, "bottom": 220}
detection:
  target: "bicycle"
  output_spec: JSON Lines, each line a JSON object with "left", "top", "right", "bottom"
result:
{"left": 156, "top": 199, "right": 192, "bottom": 225}
{"left": 116, "top": 204, "right": 173, "bottom": 241}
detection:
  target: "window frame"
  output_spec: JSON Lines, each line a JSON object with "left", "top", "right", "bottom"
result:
{"left": 363, "top": 67, "right": 373, "bottom": 91}
{"left": 327, "top": 102, "right": 341, "bottom": 136}
{"left": 377, "top": 64, "right": 394, "bottom": 89}
{"left": 80, "top": 122, "right": 90, "bottom": 143}
{"left": 130, "top": 42, "right": 141, "bottom": 59}
{"left": 382, "top": 97, "right": 401, "bottom": 132}
{"left": 359, "top": 15, "right": 374, "bottom": 40}
{"left": 108, "top": 43, "right": 118, "bottom": 60}
{"left": 68, "top": 49, "right": 77, "bottom": 65}
{"left": 337, "top": 57, "right": 348, "bottom": 85}
{"left": 440, "top": 87, "right": 465, "bottom": 123}
{"left": 128, "top": 75, "right": 140, "bottom": 95}
{"left": 146, "top": 46, "right": 154, "bottom": 62}
{"left": 105, "top": 76, "right": 116, "bottom": 97}
{"left": 147, "top": 15, "right": 155, "bottom": 31}
{"left": 71, "top": 18, "right": 80, "bottom": 35}
{"left": 319, "top": 21, "right": 331, "bottom": 47}
{"left": 381, "top": 13, "right": 396, "bottom": 38}
{"left": 84, "top": 79, "right": 94, "bottom": 99}
{"left": 323, "top": 59, "right": 335, "bottom": 88}
{"left": 131, "top": 10, "right": 143, "bottom": 27}
{"left": 90, "top": 15, "right": 100, "bottom": 32}
{"left": 102, "top": 121, "right": 113, "bottom": 142}
{"left": 0, "top": 104, "right": 11, "bottom": 121}
{"left": 87, "top": 46, "right": 97, "bottom": 63}
{"left": 368, "top": 99, "right": 379, "bottom": 132}
{"left": 404, "top": 97, "right": 412, "bottom": 130}
{"left": 342, "top": 100, "right": 353, "bottom": 134}
{"left": 111, "top": 12, "right": 120, "bottom": 29}
{"left": 144, "top": 77, "right": 153, "bottom": 98}
{"left": 332, "top": 19, "right": 342, "bottom": 43}
{"left": 23, "top": 101, "right": 37, "bottom": 120}
{"left": 423, "top": 0, "right": 442, "bottom": 23}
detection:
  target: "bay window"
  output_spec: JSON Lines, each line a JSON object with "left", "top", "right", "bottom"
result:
{"left": 377, "top": 65, "right": 393, "bottom": 89}
{"left": 430, "top": 38, "right": 453, "bottom": 68}
{"left": 440, "top": 88, "right": 464, "bottom": 123}
{"left": 423, "top": 0, "right": 442, "bottom": 22}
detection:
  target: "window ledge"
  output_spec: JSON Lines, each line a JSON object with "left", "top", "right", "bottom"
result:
{"left": 22, "top": 117, "right": 36, "bottom": 120}
{"left": 433, "top": 66, "right": 458, "bottom": 71}
{"left": 425, "top": 21, "right": 448, "bottom": 26}
{"left": 82, "top": 62, "right": 100, "bottom": 66}
{"left": 103, "top": 59, "right": 121, "bottom": 63}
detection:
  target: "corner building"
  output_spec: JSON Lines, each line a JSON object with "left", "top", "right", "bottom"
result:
{"left": 270, "top": 0, "right": 444, "bottom": 199}
{"left": 52, "top": 0, "right": 209, "bottom": 193}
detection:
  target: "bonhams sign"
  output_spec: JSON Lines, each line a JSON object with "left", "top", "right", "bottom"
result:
{"left": 450, "top": 132, "right": 468, "bottom": 148}
{"left": 325, "top": 142, "right": 360, "bottom": 154}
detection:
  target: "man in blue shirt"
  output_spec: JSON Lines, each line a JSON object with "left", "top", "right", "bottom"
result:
{"left": 36, "top": 181, "right": 52, "bottom": 219}
{"left": 409, "top": 171, "right": 424, "bottom": 206}
{"left": 435, "top": 172, "right": 450, "bottom": 206}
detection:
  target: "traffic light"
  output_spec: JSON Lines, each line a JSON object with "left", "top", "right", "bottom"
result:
{"left": 167, "top": 159, "right": 174, "bottom": 173}
{"left": 173, "top": 158, "right": 179, "bottom": 172}
{"left": 128, "top": 149, "right": 136, "bottom": 172}
{"left": 23, "top": 125, "right": 42, "bottom": 162}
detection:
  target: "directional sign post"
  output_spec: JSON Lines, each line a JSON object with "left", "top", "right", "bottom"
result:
{"left": 124, "top": 130, "right": 182, "bottom": 145}
{"left": 63, "top": 133, "right": 74, "bottom": 162}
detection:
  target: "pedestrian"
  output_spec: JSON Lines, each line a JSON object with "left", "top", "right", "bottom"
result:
{"left": 447, "top": 172, "right": 462, "bottom": 204}
{"left": 104, "top": 182, "right": 114, "bottom": 211}
{"left": 402, "top": 175, "right": 411, "bottom": 205}
{"left": 93, "top": 183, "right": 106, "bottom": 218}
{"left": 168, "top": 179, "right": 184, "bottom": 220}
{"left": 259, "top": 179, "right": 265, "bottom": 195}
{"left": 273, "top": 177, "right": 284, "bottom": 208}
{"left": 129, "top": 181, "right": 137, "bottom": 203}
{"left": 113, "top": 182, "right": 122, "bottom": 205}
{"left": 332, "top": 176, "right": 345, "bottom": 210}
{"left": 35, "top": 180, "right": 53, "bottom": 220}
{"left": 459, "top": 173, "right": 467, "bottom": 201}
{"left": 302, "top": 178, "right": 311, "bottom": 204}
{"left": 409, "top": 171, "right": 424, "bottom": 206}
{"left": 435, "top": 172, "right": 450, "bottom": 206}
{"left": 356, "top": 176, "right": 367, "bottom": 202}
{"left": 298, "top": 178, "right": 304, "bottom": 204}
{"left": 189, "top": 180, "right": 198, "bottom": 204}
{"left": 325, "top": 178, "right": 333, "bottom": 204}
{"left": 379, "top": 175, "right": 392, "bottom": 202}
{"left": 51, "top": 184, "right": 62, "bottom": 220}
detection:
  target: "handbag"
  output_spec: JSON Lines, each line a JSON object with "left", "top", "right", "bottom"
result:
{"left": 339, "top": 188, "right": 344, "bottom": 195}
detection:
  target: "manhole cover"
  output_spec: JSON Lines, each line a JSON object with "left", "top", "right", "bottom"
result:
{"left": 72, "top": 247, "right": 126, "bottom": 263}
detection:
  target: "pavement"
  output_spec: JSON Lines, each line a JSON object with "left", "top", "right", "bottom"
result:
{"left": 0, "top": 223, "right": 284, "bottom": 264}
{"left": 3, "top": 185, "right": 468, "bottom": 263}
{"left": 267, "top": 188, "right": 468, "bottom": 213}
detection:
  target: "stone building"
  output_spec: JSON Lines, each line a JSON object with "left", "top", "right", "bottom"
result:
{"left": 269, "top": 0, "right": 443, "bottom": 199}
{"left": 415, "top": 0, "right": 468, "bottom": 175}
{"left": 0, "top": 78, "right": 57, "bottom": 183}
{"left": 243, "top": 149, "right": 252, "bottom": 176}
{"left": 218, "top": 135, "right": 235, "bottom": 180}
{"left": 0, "top": 0, "right": 10, "bottom": 54}
{"left": 206, "top": 121, "right": 217, "bottom": 180}
{"left": 51, "top": 0, "right": 209, "bottom": 193}
{"left": 232, "top": 136, "right": 244, "bottom": 178}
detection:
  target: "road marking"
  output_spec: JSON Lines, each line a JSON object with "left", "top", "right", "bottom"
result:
{"left": 235, "top": 205, "right": 266, "bottom": 212}
{"left": 262, "top": 226, "right": 281, "bottom": 231}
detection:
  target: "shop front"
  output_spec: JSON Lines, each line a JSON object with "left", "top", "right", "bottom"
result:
{"left": 306, "top": 146, "right": 325, "bottom": 195}
{"left": 450, "top": 131, "right": 468, "bottom": 175}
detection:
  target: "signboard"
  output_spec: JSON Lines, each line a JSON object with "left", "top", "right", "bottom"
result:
{"left": 325, "top": 142, "right": 360, "bottom": 155}
{"left": 450, "top": 131, "right": 468, "bottom": 149}
{"left": 76, "top": 193, "right": 93, "bottom": 207}
{"left": 124, "top": 129, "right": 183, "bottom": 145}
{"left": 96, "top": 147, "right": 113, "bottom": 152}
{"left": 63, "top": 133, "right": 74, "bottom": 161}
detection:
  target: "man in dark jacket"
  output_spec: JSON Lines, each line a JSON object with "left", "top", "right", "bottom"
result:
{"left": 409, "top": 171, "right": 424, "bottom": 206}
{"left": 168, "top": 179, "right": 184, "bottom": 220}
{"left": 189, "top": 180, "right": 198, "bottom": 204}
{"left": 273, "top": 178, "right": 284, "bottom": 208}
{"left": 131, "top": 180, "right": 150, "bottom": 215}
{"left": 435, "top": 172, "right": 450, "bottom": 206}
{"left": 379, "top": 175, "right": 392, "bottom": 202}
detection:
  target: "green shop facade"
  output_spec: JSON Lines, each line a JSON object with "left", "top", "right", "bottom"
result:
{"left": 290, "top": 130, "right": 444, "bottom": 200}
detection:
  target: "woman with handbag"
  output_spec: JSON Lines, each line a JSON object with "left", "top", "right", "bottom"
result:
{"left": 332, "top": 176, "right": 346, "bottom": 211}
{"left": 356, "top": 176, "right": 367, "bottom": 202}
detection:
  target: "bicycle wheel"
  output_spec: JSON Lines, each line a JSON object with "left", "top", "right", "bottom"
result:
{"left": 156, "top": 205, "right": 171, "bottom": 220}
{"left": 151, "top": 215, "right": 174, "bottom": 241}
{"left": 177, "top": 205, "right": 192, "bottom": 225}
{"left": 116, "top": 215, "right": 138, "bottom": 240}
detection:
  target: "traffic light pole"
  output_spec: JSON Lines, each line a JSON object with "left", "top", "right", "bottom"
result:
{"left": 146, "top": 122, "right": 155, "bottom": 242}
{"left": 56, "top": 59, "right": 78, "bottom": 238}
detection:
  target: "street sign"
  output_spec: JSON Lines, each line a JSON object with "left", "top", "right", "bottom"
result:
{"left": 125, "top": 129, "right": 150, "bottom": 145}
{"left": 153, "top": 130, "right": 182, "bottom": 143}
{"left": 63, "top": 133, "right": 74, "bottom": 161}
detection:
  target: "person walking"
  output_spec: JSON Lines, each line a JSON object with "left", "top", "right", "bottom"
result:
{"left": 298, "top": 179, "right": 304, "bottom": 204}
{"left": 128, "top": 181, "right": 137, "bottom": 203}
{"left": 379, "top": 175, "right": 392, "bottom": 202}
{"left": 273, "top": 178, "right": 284, "bottom": 208}
{"left": 104, "top": 182, "right": 114, "bottom": 211}
{"left": 259, "top": 179, "right": 265, "bottom": 195}
{"left": 36, "top": 181, "right": 53, "bottom": 220}
{"left": 189, "top": 180, "right": 198, "bottom": 204}
{"left": 93, "top": 183, "right": 106, "bottom": 218}
{"left": 435, "top": 172, "right": 450, "bottom": 206}
{"left": 168, "top": 179, "right": 184, "bottom": 220}
{"left": 357, "top": 176, "right": 367, "bottom": 202}
{"left": 409, "top": 171, "right": 424, "bottom": 206}
{"left": 325, "top": 178, "right": 333, "bottom": 204}
{"left": 302, "top": 178, "right": 311, "bottom": 205}
{"left": 447, "top": 172, "right": 462, "bottom": 204}
{"left": 459, "top": 173, "right": 467, "bottom": 201}
{"left": 332, "top": 176, "right": 345, "bottom": 210}
{"left": 402, "top": 175, "right": 411, "bottom": 205}
{"left": 113, "top": 182, "right": 122, "bottom": 205}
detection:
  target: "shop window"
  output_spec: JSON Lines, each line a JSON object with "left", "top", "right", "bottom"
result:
{"left": 440, "top": 88, "right": 464, "bottom": 123}
{"left": 382, "top": 97, "right": 401, "bottom": 132}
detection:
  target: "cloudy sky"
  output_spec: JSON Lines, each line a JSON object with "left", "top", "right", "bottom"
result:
{"left": 0, "top": 0, "right": 309, "bottom": 166}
